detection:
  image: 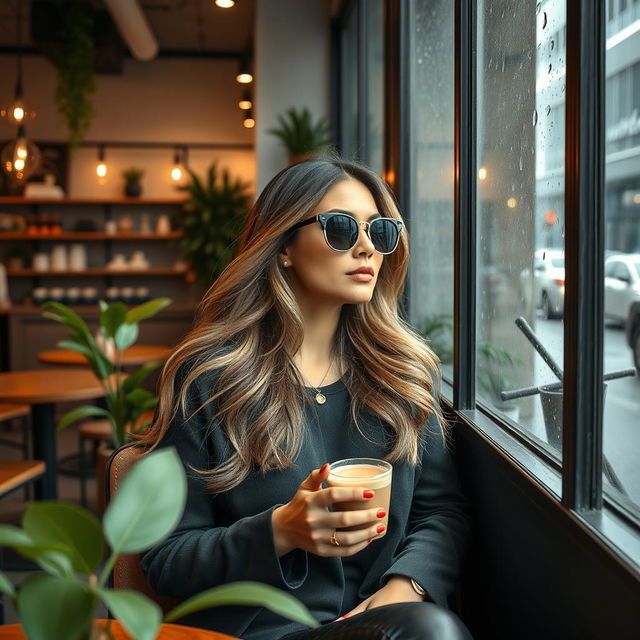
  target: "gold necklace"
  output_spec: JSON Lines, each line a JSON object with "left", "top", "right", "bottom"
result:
{"left": 305, "top": 360, "right": 334, "bottom": 405}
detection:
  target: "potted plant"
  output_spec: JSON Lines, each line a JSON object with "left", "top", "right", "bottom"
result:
{"left": 0, "top": 447, "right": 318, "bottom": 639}
{"left": 174, "top": 163, "right": 251, "bottom": 285}
{"left": 268, "top": 107, "right": 332, "bottom": 164}
{"left": 122, "top": 168, "right": 145, "bottom": 198}
{"left": 52, "top": 0, "right": 96, "bottom": 147}
{"left": 41, "top": 298, "right": 171, "bottom": 510}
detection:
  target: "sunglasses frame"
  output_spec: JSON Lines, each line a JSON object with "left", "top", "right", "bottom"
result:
{"left": 287, "top": 212, "right": 404, "bottom": 255}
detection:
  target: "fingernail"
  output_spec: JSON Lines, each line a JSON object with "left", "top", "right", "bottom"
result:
{"left": 367, "top": 538, "right": 372, "bottom": 544}
{"left": 363, "top": 489, "right": 374, "bottom": 498}
{"left": 376, "top": 509, "right": 386, "bottom": 518}
{"left": 376, "top": 525, "right": 386, "bottom": 534}
{"left": 320, "top": 463, "right": 329, "bottom": 473}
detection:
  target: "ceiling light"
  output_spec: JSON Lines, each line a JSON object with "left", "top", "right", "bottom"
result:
{"left": 170, "top": 146, "right": 184, "bottom": 182}
{"left": 215, "top": 0, "right": 235, "bottom": 7}
{"left": 243, "top": 109, "right": 255, "bottom": 128}
{"left": 236, "top": 56, "right": 253, "bottom": 84}
{"left": 478, "top": 167, "right": 488, "bottom": 181}
{"left": 238, "top": 91, "right": 252, "bottom": 110}
{"left": 1, "top": 125, "right": 41, "bottom": 182}
{"left": 96, "top": 145, "right": 107, "bottom": 179}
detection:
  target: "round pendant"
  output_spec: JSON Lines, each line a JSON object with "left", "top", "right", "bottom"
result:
{"left": 315, "top": 392, "right": 327, "bottom": 405}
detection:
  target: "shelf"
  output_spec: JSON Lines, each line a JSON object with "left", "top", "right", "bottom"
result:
{"left": 0, "top": 197, "right": 186, "bottom": 205}
{"left": 7, "top": 268, "right": 188, "bottom": 277}
{"left": 0, "top": 232, "right": 181, "bottom": 241}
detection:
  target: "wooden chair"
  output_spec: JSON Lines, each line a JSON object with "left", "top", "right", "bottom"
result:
{"left": 0, "top": 404, "right": 31, "bottom": 501}
{"left": 0, "top": 459, "right": 45, "bottom": 624}
{"left": 105, "top": 442, "right": 178, "bottom": 614}
{"left": 78, "top": 419, "right": 112, "bottom": 507}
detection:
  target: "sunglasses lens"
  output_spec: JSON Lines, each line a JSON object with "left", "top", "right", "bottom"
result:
{"left": 325, "top": 214, "right": 359, "bottom": 251}
{"left": 370, "top": 219, "right": 399, "bottom": 254}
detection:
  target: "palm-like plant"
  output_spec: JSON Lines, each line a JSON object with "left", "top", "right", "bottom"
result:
{"left": 174, "top": 163, "right": 251, "bottom": 286}
{"left": 41, "top": 298, "right": 172, "bottom": 448}
{"left": 268, "top": 107, "right": 332, "bottom": 161}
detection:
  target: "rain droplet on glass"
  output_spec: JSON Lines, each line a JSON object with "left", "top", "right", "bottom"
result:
{"left": 548, "top": 63, "right": 552, "bottom": 73}
{"left": 542, "top": 12, "right": 548, "bottom": 29}
{"left": 550, "top": 39, "right": 555, "bottom": 50}
{"left": 546, "top": 105, "right": 551, "bottom": 116}
{"left": 533, "top": 109, "right": 538, "bottom": 126}
{"left": 536, "top": 2, "right": 542, "bottom": 15}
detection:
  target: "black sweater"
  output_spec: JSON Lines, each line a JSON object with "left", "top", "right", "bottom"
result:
{"left": 141, "top": 371, "right": 471, "bottom": 639}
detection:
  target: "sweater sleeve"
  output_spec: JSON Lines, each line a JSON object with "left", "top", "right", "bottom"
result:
{"left": 381, "top": 389, "right": 472, "bottom": 608}
{"left": 141, "top": 370, "right": 309, "bottom": 600}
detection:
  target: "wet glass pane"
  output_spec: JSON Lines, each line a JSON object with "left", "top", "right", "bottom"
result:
{"left": 603, "top": 0, "right": 640, "bottom": 511}
{"left": 476, "top": 0, "right": 565, "bottom": 454}
{"left": 408, "top": 0, "right": 455, "bottom": 381}
{"left": 366, "top": 0, "right": 384, "bottom": 174}
{"left": 341, "top": 6, "right": 359, "bottom": 160}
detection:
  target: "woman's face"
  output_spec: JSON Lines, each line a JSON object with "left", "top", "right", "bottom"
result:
{"left": 282, "top": 178, "right": 384, "bottom": 308}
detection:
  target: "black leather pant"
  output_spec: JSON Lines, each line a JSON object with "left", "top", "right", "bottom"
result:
{"left": 279, "top": 602, "right": 473, "bottom": 640}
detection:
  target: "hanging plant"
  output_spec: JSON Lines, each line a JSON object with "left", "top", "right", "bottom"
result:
{"left": 54, "top": 0, "right": 96, "bottom": 147}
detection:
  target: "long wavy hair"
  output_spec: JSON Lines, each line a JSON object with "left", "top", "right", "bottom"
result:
{"left": 140, "top": 157, "right": 444, "bottom": 492}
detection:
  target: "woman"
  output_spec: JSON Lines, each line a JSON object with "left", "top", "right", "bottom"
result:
{"left": 140, "top": 157, "right": 472, "bottom": 639}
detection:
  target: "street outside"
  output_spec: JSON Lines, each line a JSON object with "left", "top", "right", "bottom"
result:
{"left": 522, "top": 317, "right": 640, "bottom": 506}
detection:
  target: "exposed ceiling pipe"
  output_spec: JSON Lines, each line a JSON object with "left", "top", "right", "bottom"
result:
{"left": 103, "top": 0, "right": 159, "bottom": 61}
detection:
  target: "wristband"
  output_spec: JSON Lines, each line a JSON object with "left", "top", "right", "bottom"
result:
{"left": 410, "top": 578, "right": 427, "bottom": 599}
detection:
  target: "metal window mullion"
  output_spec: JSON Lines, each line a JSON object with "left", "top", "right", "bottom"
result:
{"left": 357, "top": 0, "right": 369, "bottom": 162}
{"left": 563, "top": 0, "right": 606, "bottom": 511}
{"left": 453, "top": 0, "right": 477, "bottom": 410}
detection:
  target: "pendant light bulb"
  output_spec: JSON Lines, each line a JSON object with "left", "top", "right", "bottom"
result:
{"left": 236, "top": 56, "right": 253, "bottom": 84}
{"left": 243, "top": 109, "right": 255, "bottom": 129}
{"left": 238, "top": 91, "right": 252, "bottom": 110}
{"left": 96, "top": 145, "right": 107, "bottom": 179}
{"left": 170, "top": 147, "right": 184, "bottom": 182}
{"left": 1, "top": 125, "right": 41, "bottom": 181}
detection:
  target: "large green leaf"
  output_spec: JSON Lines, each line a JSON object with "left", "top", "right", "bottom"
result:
{"left": 126, "top": 298, "right": 172, "bottom": 325}
{"left": 164, "top": 582, "right": 319, "bottom": 628}
{"left": 57, "top": 405, "right": 112, "bottom": 431}
{"left": 122, "top": 361, "right": 162, "bottom": 394}
{"left": 17, "top": 574, "right": 94, "bottom": 640}
{"left": 0, "top": 570, "right": 15, "bottom": 599}
{"left": 97, "top": 588, "right": 162, "bottom": 640}
{"left": 23, "top": 502, "right": 105, "bottom": 574}
{"left": 114, "top": 322, "right": 139, "bottom": 351}
{"left": 0, "top": 525, "right": 73, "bottom": 576}
{"left": 100, "top": 302, "right": 128, "bottom": 339}
{"left": 103, "top": 447, "right": 186, "bottom": 554}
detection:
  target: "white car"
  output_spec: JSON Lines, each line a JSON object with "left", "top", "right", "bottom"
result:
{"left": 604, "top": 254, "right": 640, "bottom": 324}
{"left": 520, "top": 249, "right": 565, "bottom": 319}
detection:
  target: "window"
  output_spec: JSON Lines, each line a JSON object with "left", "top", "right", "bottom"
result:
{"left": 340, "top": 4, "right": 359, "bottom": 159}
{"left": 408, "top": 0, "right": 455, "bottom": 380}
{"left": 365, "top": 0, "right": 384, "bottom": 174}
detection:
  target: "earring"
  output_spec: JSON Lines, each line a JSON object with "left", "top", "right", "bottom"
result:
{"left": 282, "top": 260, "right": 289, "bottom": 267}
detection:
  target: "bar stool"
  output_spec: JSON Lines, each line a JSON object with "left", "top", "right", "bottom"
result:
{"left": 78, "top": 419, "right": 112, "bottom": 507}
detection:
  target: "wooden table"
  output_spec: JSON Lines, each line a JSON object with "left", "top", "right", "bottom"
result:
{"left": 0, "top": 620, "right": 239, "bottom": 639}
{"left": 0, "top": 369, "right": 109, "bottom": 500}
{"left": 38, "top": 345, "right": 172, "bottom": 367}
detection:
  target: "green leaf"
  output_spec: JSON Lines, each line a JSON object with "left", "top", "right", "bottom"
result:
{"left": 164, "top": 582, "right": 319, "bottom": 628}
{"left": 122, "top": 361, "right": 162, "bottom": 394}
{"left": 56, "top": 340, "right": 94, "bottom": 361}
{"left": 57, "top": 405, "right": 111, "bottom": 431}
{"left": 97, "top": 588, "right": 162, "bottom": 640}
{"left": 23, "top": 502, "right": 105, "bottom": 574}
{"left": 100, "top": 302, "right": 128, "bottom": 339}
{"left": 17, "top": 574, "right": 94, "bottom": 640}
{"left": 0, "top": 570, "right": 15, "bottom": 599}
{"left": 114, "top": 322, "right": 139, "bottom": 351}
{"left": 125, "top": 298, "right": 172, "bottom": 324}
{"left": 103, "top": 448, "right": 186, "bottom": 554}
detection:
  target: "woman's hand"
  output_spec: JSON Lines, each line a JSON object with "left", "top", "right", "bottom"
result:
{"left": 338, "top": 576, "right": 425, "bottom": 620}
{"left": 272, "top": 463, "right": 385, "bottom": 557}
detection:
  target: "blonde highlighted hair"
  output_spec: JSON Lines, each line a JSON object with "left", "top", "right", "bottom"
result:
{"left": 140, "top": 157, "right": 444, "bottom": 492}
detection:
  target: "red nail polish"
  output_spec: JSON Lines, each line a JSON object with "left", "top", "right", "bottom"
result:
{"left": 376, "top": 509, "right": 386, "bottom": 518}
{"left": 367, "top": 538, "right": 372, "bottom": 544}
{"left": 363, "top": 489, "right": 374, "bottom": 498}
{"left": 320, "top": 463, "right": 329, "bottom": 473}
{"left": 376, "top": 525, "right": 386, "bottom": 534}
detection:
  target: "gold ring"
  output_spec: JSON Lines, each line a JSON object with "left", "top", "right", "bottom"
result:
{"left": 330, "top": 533, "right": 340, "bottom": 547}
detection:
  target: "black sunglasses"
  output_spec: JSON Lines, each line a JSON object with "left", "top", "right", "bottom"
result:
{"left": 287, "top": 211, "right": 404, "bottom": 255}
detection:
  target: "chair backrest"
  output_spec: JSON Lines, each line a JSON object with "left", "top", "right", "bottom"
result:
{"left": 106, "top": 443, "right": 178, "bottom": 613}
